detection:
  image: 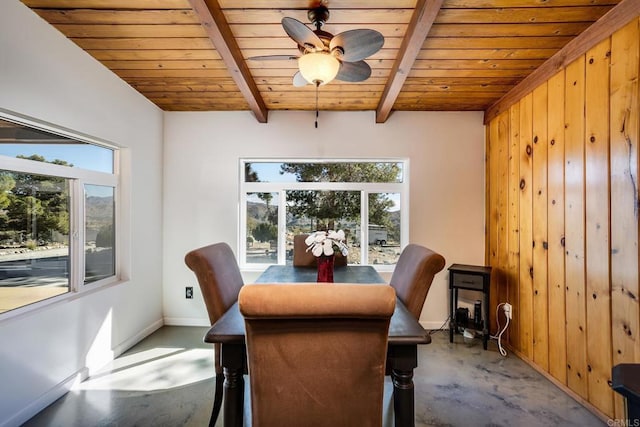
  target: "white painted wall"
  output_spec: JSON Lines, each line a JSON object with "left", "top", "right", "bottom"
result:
{"left": 163, "top": 110, "right": 486, "bottom": 329}
{"left": 0, "top": 2, "right": 164, "bottom": 425}
{"left": 0, "top": 2, "right": 486, "bottom": 423}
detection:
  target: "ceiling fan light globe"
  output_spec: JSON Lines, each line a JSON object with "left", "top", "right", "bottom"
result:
{"left": 298, "top": 52, "right": 340, "bottom": 86}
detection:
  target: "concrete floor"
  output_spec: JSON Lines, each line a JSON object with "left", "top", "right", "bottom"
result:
{"left": 23, "top": 326, "right": 605, "bottom": 427}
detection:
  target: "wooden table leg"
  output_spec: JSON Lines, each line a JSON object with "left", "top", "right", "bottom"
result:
{"left": 389, "top": 345, "right": 418, "bottom": 427}
{"left": 392, "top": 368, "right": 415, "bottom": 427}
{"left": 221, "top": 344, "right": 246, "bottom": 427}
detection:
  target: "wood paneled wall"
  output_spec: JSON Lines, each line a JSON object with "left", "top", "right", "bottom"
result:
{"left": 485, "top": 18, "right": 640, "bottom": 419}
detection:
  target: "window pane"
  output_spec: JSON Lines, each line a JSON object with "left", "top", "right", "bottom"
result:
{"left": 85, "top": 185, "right": 115, "bottom": 284}
{"left": 246, "top": 162, "right": 403, "bottom": 183}
{"left": 286, "top": 190, "right": 360, "bottom": 265}
{"left": 0, "top": 170, "right": 70, "bottom": 313}
{"left": 241, "top": 159, "right": 408, "bottom": 268}
{"left": 246, "top": 192, "right": 279, "bottom": 264}
{"left": 0, "top": 118, "right": 114, "bottom": 173}
{"left": 368, "top": 193, "right": 401, "bottom": 265}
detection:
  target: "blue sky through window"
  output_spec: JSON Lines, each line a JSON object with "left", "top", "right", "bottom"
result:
{"left": 0, "top": 144, "right": 113, "bottom": 173}
{"left": 248, "top": 161, "right": 402, "bottom": 183}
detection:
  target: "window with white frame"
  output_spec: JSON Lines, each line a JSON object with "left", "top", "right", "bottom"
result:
{"left": 0, "top": 113, "right": 119, "bottom": 316}
{"left": 240, "top": 159, "right": 408, "bottom": 269}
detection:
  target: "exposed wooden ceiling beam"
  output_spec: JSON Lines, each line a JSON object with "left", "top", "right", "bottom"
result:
{"left": 375, "top": 0, "right": 444, "bottom": 123}
{"left": 188, "top": 0, "right": 268, "bottom": 123}
{"left": 484, "top": 0, "right": 640, "bottom": 124}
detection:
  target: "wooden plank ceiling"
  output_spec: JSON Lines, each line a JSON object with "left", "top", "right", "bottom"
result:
{"left": 20, "top": 0, "right": 624, "bottom": 123}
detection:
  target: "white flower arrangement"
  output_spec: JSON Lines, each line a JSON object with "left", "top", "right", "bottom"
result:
{"left": 305, "top": 229, "right": 349, "bottom": 257}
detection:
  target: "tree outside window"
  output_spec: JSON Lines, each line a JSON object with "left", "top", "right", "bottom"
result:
{"left": 0, "top": 114, "right": 118, "bottom": 315}
{"left": 241, "top": 160, "right": 406, "bottom": 267}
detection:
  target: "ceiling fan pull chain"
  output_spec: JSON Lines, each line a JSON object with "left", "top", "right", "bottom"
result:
{"left": 315, "top": 81, "right": 319, "bottom": 129}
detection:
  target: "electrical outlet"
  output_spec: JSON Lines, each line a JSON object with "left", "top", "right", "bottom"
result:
{"left": 503, "top": 303, "right": 513, "bottom": 319}
{"left": 185, "top": 286, "right": 193, "bottom": 299}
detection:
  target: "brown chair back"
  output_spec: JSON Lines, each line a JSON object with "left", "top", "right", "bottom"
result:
{"left": 184, "top": 242, "right": 245, "bottom": 425}
{"left": 293, "top": 234, "right": 348, "bottom": 267}
{"left": 389, "top": 244, "right": 446, "bottom": 319}
{"left": 293, "top": 234, "right": 317, "bottom": 267}
{"left": 184, "top": 242, "right": 244, "bottom": 324}
{"left": 239, "top": 284, "right": 395, "bottom": 427}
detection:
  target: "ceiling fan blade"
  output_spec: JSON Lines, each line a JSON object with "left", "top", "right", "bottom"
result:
{"left": 335, "top": 61, "right": 371, "bottom": 82}
{"left": 293, "top": 71, "right": 310, "bottom": 87}
{"left": 247, "top": 55, "right": 298, "bottom": 61}
{"left": 282, "top": 17, "right": 324, "bottom": 51}
{"left": 330, "top": 29, "right": 384, "bottom": 62}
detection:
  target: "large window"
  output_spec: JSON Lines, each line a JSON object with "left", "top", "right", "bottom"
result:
{"left": 0, "top": 113, "right": 119, "bottom": 315}
{"left": 240, "top": 160, "right": 408, "bottom": 270}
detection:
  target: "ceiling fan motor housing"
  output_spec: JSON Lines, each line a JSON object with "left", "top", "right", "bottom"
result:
{"left": 253, "top": 5, "right": 383, "bottom": 87}
{"left": 297, "top": 29, "right": 337, "bottom": 55}
{"left": 308, "top": 6, "right": 330, "bottom": 29}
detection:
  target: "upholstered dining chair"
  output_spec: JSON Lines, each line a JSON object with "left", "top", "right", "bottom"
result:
{"left": 389, "top": 244, "right": 446, "bottom": 320}
{"left": 184, "top": 242, "right": 244, "bottom": 427}
{"left": 293, "top": 233, "right": 348, "bottom": 267}
{"left": 239, "top": 283, "right": 396, "bottom": 427}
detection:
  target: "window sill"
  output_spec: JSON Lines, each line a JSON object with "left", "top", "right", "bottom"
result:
{"left": 0, "top": 276, "right": 127, "bottom": 324}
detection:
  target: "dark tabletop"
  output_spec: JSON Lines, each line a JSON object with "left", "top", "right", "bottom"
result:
{"left": 256, "top": 265, "right": 387, "bottom": 284}
{"left": 205, "top": 265, "right": 430, "bottom": 346}
{"left": 204, "top": 299, "right": 430, "bottom": 345}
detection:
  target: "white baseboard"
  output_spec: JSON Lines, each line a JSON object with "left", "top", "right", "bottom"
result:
{"left": 112, "top": 318, "right": 164, "bottom": 358}
{"left": 420, "top": 320, "right": 450, "bottom": 331}
{"left": 2, "top": 318, "right": 164, "bottom": 427}
{"left": 163, "top": 317, "right": 210, "bottom": 327}
{"left": 1, "top": 368, "right": 87, "bottom": 427}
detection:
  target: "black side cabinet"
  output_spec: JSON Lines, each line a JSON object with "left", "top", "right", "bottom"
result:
{"left": 612, "top": 364, "right": 640, "bottom": 423}
{"left": 449, "top": 264, "right": 492, "bottom": 350}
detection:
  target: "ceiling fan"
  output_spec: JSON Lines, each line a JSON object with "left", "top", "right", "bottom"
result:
{"left": 248, "top": 4, "right": 384, "bottom": 87}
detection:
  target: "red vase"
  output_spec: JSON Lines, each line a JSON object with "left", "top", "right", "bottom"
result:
{"left": 316, "top": 255, "right": 335, "bottom": 283}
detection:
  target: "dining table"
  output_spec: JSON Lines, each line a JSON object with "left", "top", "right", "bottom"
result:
{"left": 204, "top": 264, "right": 431, "bottom": 427}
